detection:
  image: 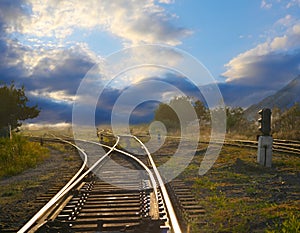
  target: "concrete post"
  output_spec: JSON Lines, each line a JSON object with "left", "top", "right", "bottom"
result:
{"left": 8, "top": 124, "right": 12, "bottom": 140}
{"left": 257, "top": 136, "right": 273, "bottom": 167}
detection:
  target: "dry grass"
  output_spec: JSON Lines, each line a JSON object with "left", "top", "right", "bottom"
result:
{"left": 152, "top": 138, "right": 300, "bottom": 233}
{"left": 0, "top": 135, "right": 49, "bottom": 178}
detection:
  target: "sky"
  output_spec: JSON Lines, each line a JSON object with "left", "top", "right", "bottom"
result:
{"left": 0, "top": 0, "right": 300, "bottom": 124}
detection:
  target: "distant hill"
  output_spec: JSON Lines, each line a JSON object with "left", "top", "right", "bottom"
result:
{"left": 217, "top": 83, "right": 275, "bottom": 108}
{"left": 244, "top": 75, "right": 300, "bottom": 120}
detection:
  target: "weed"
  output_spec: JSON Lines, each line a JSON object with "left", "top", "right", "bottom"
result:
{"left": 0, "top": 134, "right": 49, "bottom": 178}
{"left": 266, "top": 213, "right": 300, "bottom": 233}
{"left": 176, "top": 143, "right": 300, "bottom": 232}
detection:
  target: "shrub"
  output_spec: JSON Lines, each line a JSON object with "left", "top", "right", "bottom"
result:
{"left": 0, "top": 134, "right": 49, "bottom": 178}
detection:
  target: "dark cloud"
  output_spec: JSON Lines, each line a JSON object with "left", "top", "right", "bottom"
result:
{"left": 0, "top": 0, "right": 30, "bottom": 27}
{"left": 226, "top": 50, "right": 300, "bottom": 89}
{"left": 0, "top": 40, "right": 95, "bottom": 123}
{"left": 0, "top": 44, "right": 87, "bottom": 125}
{"left": 29, "top": 54, "right": 94, "bottom": 95}
{"left": 26, "top": 95, "right": 72, "bottom": 123}
{"left": 0, "top": 0, "right": 193, "bottom": 125}
{"left": 93, "top": 74, "right": 205, "bottom": 125}
{"left": 129, "top": 101, "right": 159, "bottom": 124}
{"left": 0, "top": 3, "right": 95, "bottom": 123}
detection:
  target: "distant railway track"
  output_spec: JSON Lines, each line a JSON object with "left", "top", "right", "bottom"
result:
{"left": 117, "top": 133, "right": 300, "bottom": 155}
{"left": 19, "top": 135, "right": 189, "bottom": 233}
{"left": 222, "top": 138, "right": 300, "bottom": 155}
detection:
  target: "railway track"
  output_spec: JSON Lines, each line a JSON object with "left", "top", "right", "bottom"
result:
{"left": 19, "top": 133, "right": 298, "bottom": 232}
{"left": 222, "top": 138, "right": 300, "bottom": 155}
{"left": 123, "top": 133, "right": 300, "bottom": 155}
{"left": 18, "top": 135, "right": 183, "bottom": 233}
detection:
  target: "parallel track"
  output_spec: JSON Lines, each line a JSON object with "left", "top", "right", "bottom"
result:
{"left": 19, "top": 135, "right": 183, "bottom": 233}
{"left": 20, "top": 134, "right": 298, "bottom": 232}
{"left": 223, "top": 138, "right": 300, "bottom": 155}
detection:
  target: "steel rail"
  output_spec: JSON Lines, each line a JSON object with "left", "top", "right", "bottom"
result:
{"left": 18, "top": 138, "right": 88, "bottom": 233}
{"left": 132, "top": 135, "right": 183, "bottom": 233}
{"left": 226, "top": 139, "right": 300, "bottom": 154}
{"left": 75, "top": 138, "right": 159, "bottom": 202}
{"left": 18, "top": 136, "right": 119, "bottom": 233}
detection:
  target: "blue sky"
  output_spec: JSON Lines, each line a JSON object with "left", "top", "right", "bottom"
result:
{"left": 0, "top": 0, "right": 300, "bottom": 124}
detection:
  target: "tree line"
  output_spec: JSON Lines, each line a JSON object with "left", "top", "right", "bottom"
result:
{"left": 154, "top": 96, "right": 300, "bottom": 140}
{"left": 1, "top": 82, "right": 299, "bottom": 140}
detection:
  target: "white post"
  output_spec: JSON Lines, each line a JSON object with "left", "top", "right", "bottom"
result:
{"left": 8, "top": 124, "right": 12, "bottom": 140}
{"left": 257, "top": 136, "right": 273, "bottom": 167}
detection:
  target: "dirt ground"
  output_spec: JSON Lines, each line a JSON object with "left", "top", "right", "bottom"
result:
{"left": 0, "top": 145, "right": 81, "bottom": 232}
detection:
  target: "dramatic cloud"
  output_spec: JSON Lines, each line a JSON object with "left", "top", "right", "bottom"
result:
{"left": 223, "top": 16, "right": 300, "bottom": 89}
{"left": 1, "top": 0, "right": 191, "bottom": 46}
{"left": 0, "top": 1, "right": 193, "bottom": 123}
{"left": 0, "top": 31, "right": 96, "bottom": 123}
{"left": 93, "top": 74, "right": 203, "bottom": 125}
{"left": 0, "top": 40, "right": 95, "bottom": 93}
{"left": 28, "top": 95, "right": 73, "bottom": 123}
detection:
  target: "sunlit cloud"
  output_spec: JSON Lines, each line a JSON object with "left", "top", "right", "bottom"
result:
{"left": 22, "top": 122, "right": 71, "bottom": 130}
{"left": 0, "top": 0, "right": 192, "bottom": 116}
{"left": 3, "top": 0, "right": 191, "bottom": 46}
{"left": 223, "top": 17, "right": 300, "bottom": 88}
{"left": 29, "top": 89, "right": 77, "bottom": 104}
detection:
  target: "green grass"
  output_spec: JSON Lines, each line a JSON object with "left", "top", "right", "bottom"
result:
{"left": 0, "top": 134, "right": 49, "bottom": 178}
{"left": 266, "top": 213, "right": 300, "bottom": 233}
{"left": 152, "top": 138, "right": 300, "bottom": 233}
{"left": 188, "top": 145, "right": 300, "bottom": 233}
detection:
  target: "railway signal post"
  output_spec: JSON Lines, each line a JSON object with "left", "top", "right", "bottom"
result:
{"left": 257, "top": 108, "right": 273, "bottom": 167}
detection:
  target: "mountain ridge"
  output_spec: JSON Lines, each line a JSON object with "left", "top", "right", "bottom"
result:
{"left": 244, "top": 75, "right": 300, "bottom": 120}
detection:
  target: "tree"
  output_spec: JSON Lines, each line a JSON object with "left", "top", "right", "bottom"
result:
{"left": 280, "top": 103, "right": 300, "bottom": 139}
{"left": 0, "top": 82, "right": 40, "bottom": 130}
{"left": 154, "top": 96, "right": 202, "bottom": 131}
{"left": 269, "top": 103, "right": 300, "bottom": 139}
{"left": 226, "top": 107, "right": 245, "bottom": 133}
{"left": 194, "top": 99, "right": 209, "bottom": 122}
{"left": 154, "top": 102, "right": 180, "bottom": 130}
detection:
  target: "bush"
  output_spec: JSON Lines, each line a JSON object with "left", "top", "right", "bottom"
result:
{"left": 0, "top": 135, "right": 49, "bottom": 178}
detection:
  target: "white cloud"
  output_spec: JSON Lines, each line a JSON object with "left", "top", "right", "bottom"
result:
{"left": 270, "top": 35, "right": 288, "bottom": 50}
{"left": 276, "top": 14, "right": 294, "bottom": 27}
{"left": 0, "top": 0, "right": 193, "bottom": 101}
{"left": 22, "top": 122, "right": 71, "bottom": 130}
{"left": 286, "top": 0, "right": 300, "bottom": 8}
{"left": 223, "top": 20, "right": 300, "bottom": 84}
{"left": 261, "top": 0, "right": 272, "bottom": 9}
{"left": 261, "top": 0, "right": 300, "bottom": 10}
{"left": 30, "top": 89, "right": 77, "bottom": 103}
{"left": 293, "top": 24, "right": 300, "bottom": 34}
{"left": 157, "top": 0, "right": 174, "bottom": 4}
{"left": 5, "top": 38, "right": 98, "bottom": 77}
{"left": 5, "top": 0, "right": 191, "bottom": 46}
